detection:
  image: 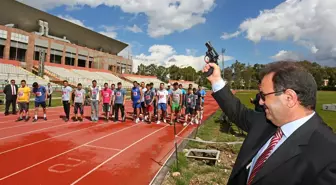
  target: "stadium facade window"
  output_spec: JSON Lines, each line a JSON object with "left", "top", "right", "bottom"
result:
{"left": 65, "top": 52, "right": 75, "bottom": 66}
{"left": 50, "top": 49, "right": 62, "bottom": 64}
{"left": 10, "top": 33, "right": 28, "bottom": 43}
{"left": 34, "top": 46, "right": 47, "bottom": 62}
{"left": 0, "top": 45, "right": 4, "bottom": 58}
{"left": 78, "top": 55, "right": 86, "bottom": 67}
{"left": 0, "top": 30, "right": 7, "bottom": 39}
{"left": 9, "top": 41, "right": 27, "bottom": 62}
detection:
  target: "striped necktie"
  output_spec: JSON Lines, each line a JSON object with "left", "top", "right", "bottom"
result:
{"left": 247, "top": 128, "right": 284, "bottom": 185}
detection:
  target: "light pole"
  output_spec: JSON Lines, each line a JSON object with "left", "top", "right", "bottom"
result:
{"left": 222, "top": 48, "right": 225, "bottom": 79}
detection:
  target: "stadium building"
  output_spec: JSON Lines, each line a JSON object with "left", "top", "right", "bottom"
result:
{"left": 0, "top": 0, "right": 134, "bottom": 88}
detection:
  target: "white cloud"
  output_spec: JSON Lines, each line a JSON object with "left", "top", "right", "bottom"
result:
{"left": 19, "top": 0, "right": 216, "bottom": 38}
{"left": 220, "top": 31, "right": 241, "bottom": 40}
{"left": 132, "top": 44, "right": 234, "bottom": 72}
{"left": 98, "top": 25, "right": 118, "bottom": 39}
{"left": 126, "top": 24, "right": 143, "bottom": 33}
{"left": 271, "top": 50, "right": 304, "bottom": 61}
{"left": 222, "top": 0, "right": 336, "bottom": 66}
{"left": 57, "top": 15, "right": 93, "bottom": 30}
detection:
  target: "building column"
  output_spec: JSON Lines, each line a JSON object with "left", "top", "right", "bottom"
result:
{"left": 61, "top": 45, "right": 65, "bottom": 65}
{"left": 4, "top": 30, "right": 11, "bottom": 60}
{"left": 46, "top": 40, "right": 51, "bottom": 63}
{"left": 25, "top": 36, "right": 35, "bottom": 72}
{"left": 85, "top": 55, "right": 89, "bottom": 68}
{"left": 74, "top": 48, "right": 78, "bottom": 67}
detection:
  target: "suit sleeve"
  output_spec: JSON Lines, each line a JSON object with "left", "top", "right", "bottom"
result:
{"left": 313, "top": 162, "right": 336, "bottom": 185}
{"left": 211, "top": 80, "right": 265, "bottom": 133}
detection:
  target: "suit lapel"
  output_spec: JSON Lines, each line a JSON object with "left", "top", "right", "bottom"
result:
{"left": 251, "top": 114, "right": 320, "bottom": 184}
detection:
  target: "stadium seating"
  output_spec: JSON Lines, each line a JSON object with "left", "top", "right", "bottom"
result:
{"left": 0, "top": 63, "right": 52, "bottom": 86}
{"left": 122, "top": 75, "right": 165, "bottom": 88}
{"left": 44, "top": 65, "right": 132, "bottom": 88}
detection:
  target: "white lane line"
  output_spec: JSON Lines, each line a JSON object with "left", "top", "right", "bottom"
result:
{"left": 83, "top": 144, "right": 122, "bottom": 151}
{"left": 0, "top": 123, "right": 71, "bottom": 141}
{"left": 0, "top": 124, "right": 139, "bottom": 181}
{"left": 0, "top": 118, "right": 61, "bottom": 131}
{"left": 71, "top": 125, "right": 170, "bottom": 185}
{"left": 0, "top": 122, "right": 113, "bottom": 155}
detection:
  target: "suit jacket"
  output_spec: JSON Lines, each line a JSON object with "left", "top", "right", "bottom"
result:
{"left": 3, "top": 84, "right": 18, "bottom": 100}
{"left": 212, "top": 85, "right": 336, "bottom": 185}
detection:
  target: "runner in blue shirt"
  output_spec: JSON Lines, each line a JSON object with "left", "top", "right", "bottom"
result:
{"left": 179, "top": 84, "right": 186, "bottom": 118}
{"left": 113, "top": 82, "right": 126, "bottom": 122}
{"left": 32, "top": 82, "right": 48, "bottom": 122}
{"left": 198, "top": 85, "right": 206, "bottom": 119}
{"left": 131, "top": 81, "right": 142, "bottom": 123}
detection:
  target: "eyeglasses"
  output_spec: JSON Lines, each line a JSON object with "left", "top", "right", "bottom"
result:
{"left": 259, "top": 90, "right": 285, "bottom": 101}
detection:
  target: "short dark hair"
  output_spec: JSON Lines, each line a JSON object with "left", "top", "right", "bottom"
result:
{"left": 111, "top": 84, "right": 115, "bottom": 86}
{"left": 117, "top": 82, "right": 122, "bottom": 85}
{"left": 160, "top": 83, "right": 164, "bottom": 86}
{"left": 63, "top": 80, "right": 68, "bottom": 83}
{"left": 78, "top": 83, "right": 82, "bottom": 86}
{"left": 150, "top": 82, "right": 153, "bottom": 86}
{"left": 133, "top": 81, "right": 137, "bottom": 84}
{"left": 104, "top": 83, "right": 108, "bottom": 86}
{"left": 173, "top": 82, "right": 178, "bottom": 86}
{"left": 21, "top": 80, "right": 26, "bottom": 83}
{"left": 32, "top": 82, "right": 38, "bottom": 88}
{"left": 261, "top": 61, "right": 317, "bottom": 110}
{"left": 92, "top": 80, "right": 97, "bottom": 83}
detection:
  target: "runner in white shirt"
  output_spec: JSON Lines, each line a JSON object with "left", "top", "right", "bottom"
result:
{"left": 156, "top": 83, "right": 168, "bottom": 124}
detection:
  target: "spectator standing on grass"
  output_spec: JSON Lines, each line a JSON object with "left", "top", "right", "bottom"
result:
{"left": 3, "top": 79, "right": 18, "bottom": 115}
{"left": 89, "top": 80, "right": 100, "bottom": 122}
{"left": 113, "top": 82, "right": 126, "bottom": 122}
{"left": 170, "top": 82, "right": 183, "bottom": 125}
{"left": 45, "top": 83, "right": 53, "bottom": 107}
{"left": 131, "top": 81, "right": 142, "bottom": 123}
{"left": 203, "top": 61, "right": 336, "bottom": 185}
{"left": 101, "top": 83, "right": 113, "bottom": 122}
{"left": 32, "top": 82, "right": 48, "bottom": 122}
{"left": 73, "top": 83, "right": 85, "bottom": 122}
{"left": 61, "top": 80, "right": 72, "bottom": 122}
{"left": 16, "top": 80, "right": 30, "bottom": 122}
{"left": 156, "top": 83, "right": 168, "bottom": 124}
{"left": 144, "top": 84, "right": 155, "bottom": 123}
{"left": 250, "top": 80, "right": 265, "bottom": 113}
{"left": 183, "top": 88, "right": 196, "bottom": 126}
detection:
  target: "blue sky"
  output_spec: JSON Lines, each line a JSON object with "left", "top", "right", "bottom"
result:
{"left": 21, "top": 0, "right": 336, "bottom": 71}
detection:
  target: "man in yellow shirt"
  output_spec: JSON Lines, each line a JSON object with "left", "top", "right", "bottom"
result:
{"left": 16, "top": 80, "right": 31, "bottom": 121}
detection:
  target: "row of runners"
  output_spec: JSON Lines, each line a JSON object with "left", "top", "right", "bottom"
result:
{"left": 14, "top": 79, "right": 206, "bottom": 126}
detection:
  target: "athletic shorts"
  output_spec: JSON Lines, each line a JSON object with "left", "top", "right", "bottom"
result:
{"left": 171, "top": 103, "right": 180, "bottom": 112}
{"left": 74, "top": 103, "right": 84, "bottom": 115}
{"left": 158, "top": 103, "right": 167, "bottom": 111}
{"left": 103, "top": 103, "right": 110, "bottom": 112}
{"left": 35, "top": 101, "right": 46, "bottom": 108}
{"left": 18, "top": 102, "right": 29, "bottom": 112}
{"left": 133, "top": 102, "right": 141, "bottom": 109}
{"left": 146, "top": 104, "right": 153, "bottom": 112}
{"left": 185, "top": 107, "right": 194, "bottom": 115}
{"left": 195, "top": 104, "right": 201, "bottom": 111}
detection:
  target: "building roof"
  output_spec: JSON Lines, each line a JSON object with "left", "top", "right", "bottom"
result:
{"left": 0, "top": 0, "right": 128, "bottom": 55}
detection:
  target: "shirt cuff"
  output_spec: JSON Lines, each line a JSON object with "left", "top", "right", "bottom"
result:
{"left": 212, "top": 79, "right": 226, "bottom": 93}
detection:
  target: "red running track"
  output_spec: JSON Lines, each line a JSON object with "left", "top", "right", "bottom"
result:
{"left": 0, "top": 95, "right": 219, "bottom": 185}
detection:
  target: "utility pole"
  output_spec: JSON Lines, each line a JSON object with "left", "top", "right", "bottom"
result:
{"left": 222, "top": 48, "right": 225, "bottom": 79}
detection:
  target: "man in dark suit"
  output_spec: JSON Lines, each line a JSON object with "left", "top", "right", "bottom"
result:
{"left": 203, "top": 61, "right": 336, "bottom": 185}
{"left": 3, "top": 79, "right": 18, "bottom": 115}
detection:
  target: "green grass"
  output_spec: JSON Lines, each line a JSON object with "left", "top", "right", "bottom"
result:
{"left": 163, "top": 90, "right": 336, "bottom": 185}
